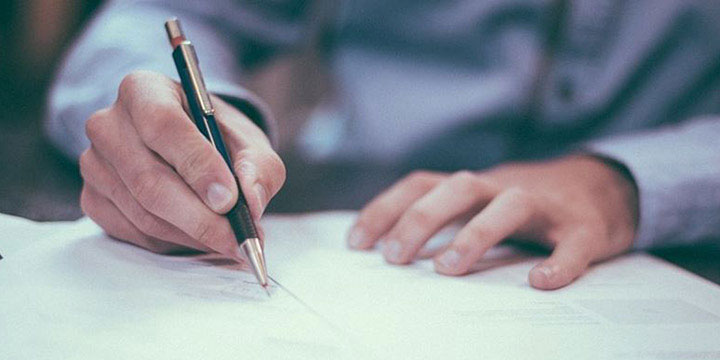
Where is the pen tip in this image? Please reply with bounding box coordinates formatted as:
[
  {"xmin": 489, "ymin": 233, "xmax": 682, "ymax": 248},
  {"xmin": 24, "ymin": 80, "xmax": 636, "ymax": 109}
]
[{"xmin": 263, "ymin": 284, "xmax": 271, "ymax": 297}]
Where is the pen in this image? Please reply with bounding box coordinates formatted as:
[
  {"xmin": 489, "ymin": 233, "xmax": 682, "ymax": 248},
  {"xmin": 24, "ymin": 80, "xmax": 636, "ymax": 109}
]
[{"xmin": 164, "ymin": 18, "xmax": 270, "ymax": 295}]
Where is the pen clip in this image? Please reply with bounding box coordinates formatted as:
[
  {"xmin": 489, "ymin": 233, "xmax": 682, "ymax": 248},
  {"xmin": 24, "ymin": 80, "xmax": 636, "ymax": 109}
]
[
  {"xmin": 178, "ymin": 44, "xmax": 215, "ymax": 116},
  {"xmin": 165, "ymin": 18, "xmax": 214, "ymax": 116}
]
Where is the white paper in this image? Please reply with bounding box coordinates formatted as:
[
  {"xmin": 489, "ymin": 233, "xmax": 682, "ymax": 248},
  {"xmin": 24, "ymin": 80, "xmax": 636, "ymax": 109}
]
[{"xmin": 1, "ymin": 212, "xmax": 719, "ymax": 360}]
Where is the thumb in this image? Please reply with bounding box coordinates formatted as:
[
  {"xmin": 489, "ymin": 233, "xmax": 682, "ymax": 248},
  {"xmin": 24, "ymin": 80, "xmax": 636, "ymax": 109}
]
[{"xmin": 528, "ymin": 239, "xmax": 594, "ymax": 290}]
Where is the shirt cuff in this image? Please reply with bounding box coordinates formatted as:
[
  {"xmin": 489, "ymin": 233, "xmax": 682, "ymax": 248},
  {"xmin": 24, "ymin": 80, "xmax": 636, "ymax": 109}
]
[{"xmin": 584, "ymin": 118, "xmax": 720, "ymax": 249}]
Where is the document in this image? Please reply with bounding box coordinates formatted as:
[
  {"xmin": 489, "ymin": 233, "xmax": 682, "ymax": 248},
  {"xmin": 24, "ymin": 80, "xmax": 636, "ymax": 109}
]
[{"xmin": 1, "ymin": 212, "xmax": 719, "ymax": 360}]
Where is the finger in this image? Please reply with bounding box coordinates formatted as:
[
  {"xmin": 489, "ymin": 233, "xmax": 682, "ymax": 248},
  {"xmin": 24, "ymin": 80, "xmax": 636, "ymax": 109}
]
[
  {"xmin": 86, "ymin": 105, "xmax": 238, "ymax": 256},
  {"xmin": 231, "ymin": 148, "xmax": 286, "ymax": 221},
  {"xmin": 433, "ymin": 188, "xmax": 536, "ymax": 275},
  {"xmin": 347, "ymin": 171, "xmax": 445, "ymax": 250},
  {"xmin": 528, "ymin": 233, "xmax": 595, "ymax": 290},
  {"xmin": 81, "ymin": 185, "xmax": 184, "ymax": 254},
  {"xmin": 381, "ymin": 171, "xmax": 499, "ymax": 264},
  {"xmin": 118, "ymin": 71, "xmax": 238, "ymax": 214},
  {"xmin": 213, "ymin": 96, "xmax": 273, "ymax": 149},
  {"xmin": 213, "ymin": 97, "xmax": 284, "ymax": 221},
  {"xmin": 79, "ymin": 147, "xmax": 212, "ymax": 253}
]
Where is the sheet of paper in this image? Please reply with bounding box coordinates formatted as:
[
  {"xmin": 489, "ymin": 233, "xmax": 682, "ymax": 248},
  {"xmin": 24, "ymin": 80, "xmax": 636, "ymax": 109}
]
[
  {"xmin": 1, "ymin": 212, "xmax": 719, "ymax": 360},
  {"xmin": 0, "ymin": 213, "xmax": 78, "ymax": 257},
  {"xmin": 0, "ymin": 217, "xmax": 355, "ymax": 360}
]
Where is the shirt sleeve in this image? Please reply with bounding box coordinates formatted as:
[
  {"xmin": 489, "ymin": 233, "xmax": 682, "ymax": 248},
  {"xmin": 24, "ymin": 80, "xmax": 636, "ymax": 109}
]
[
  {"xmin": 45, "ymin": 0, "xmax": 312, "ymax": 160},
  {"xmin": 586, "ymin": 116, "xmax": 720, "ymax": 249}
]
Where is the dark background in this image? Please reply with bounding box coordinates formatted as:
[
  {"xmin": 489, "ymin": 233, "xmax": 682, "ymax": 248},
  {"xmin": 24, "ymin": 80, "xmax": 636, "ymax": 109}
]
[
  {"xmin": 0, "ymin": 1, "xmax": 717, "ymax": 284},
  {"xmin": 0, "ymin": 0, "xmax": 101, "ymax": 220}
]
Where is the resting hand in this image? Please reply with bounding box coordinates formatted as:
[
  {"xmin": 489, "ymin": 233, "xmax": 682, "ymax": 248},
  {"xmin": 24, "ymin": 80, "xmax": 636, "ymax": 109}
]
[
  {"xmin": 348, "ymin": 156, "xmax": 638, "ymax": 290},
  {"xmin": 80, "ymin": 71, "xmax": 285, "ymax": 255}
]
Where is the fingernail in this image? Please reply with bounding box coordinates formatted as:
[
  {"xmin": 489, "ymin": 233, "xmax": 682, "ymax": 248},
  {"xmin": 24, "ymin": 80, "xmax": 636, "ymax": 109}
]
[
  {"xmin": 383, "ymin": 239, "xmax": 403, "ymax": 263},
  {"xmin": 347, "ymin": 227, "xmax": 368, "ymax": 248},
  {"xmin": 206, "ymin": 182, "xmax": 233, "ymax": 212},
  {"xmin": 535, "ymin": 266, "xmax": 553, "ymax": 278},
  {"xmin": 436, "ymin": 249, "xmax": 462, "ymax": 269},
  {"xmin": 252, "ymin": 183, "xmax": 268, "ymax": 217},
  {"xmin": 529, "ymin": 265, "xmax": 555, "ymax": 287},
  {"xmin": 238, "ymin": 161, "xmax": 257, "ymax": 182}
]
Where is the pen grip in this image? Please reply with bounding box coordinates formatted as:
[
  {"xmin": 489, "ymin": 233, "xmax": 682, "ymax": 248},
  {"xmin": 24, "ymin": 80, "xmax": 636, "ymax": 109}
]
[{"xmin": 226, "ymin": 176, "xmax": 259, "ymax": 241}]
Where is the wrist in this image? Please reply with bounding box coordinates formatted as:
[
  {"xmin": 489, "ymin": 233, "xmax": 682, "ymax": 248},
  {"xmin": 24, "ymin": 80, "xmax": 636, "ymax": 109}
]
[{"xmin": 576, "ymin": 154, "xmax": 639, "ymax": 245}]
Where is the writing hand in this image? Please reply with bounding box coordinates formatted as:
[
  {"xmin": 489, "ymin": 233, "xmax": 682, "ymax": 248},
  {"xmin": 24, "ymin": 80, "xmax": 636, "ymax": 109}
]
[{"xmin": 80, "ymin": 71, "xmax": 285, "ymax": 255}]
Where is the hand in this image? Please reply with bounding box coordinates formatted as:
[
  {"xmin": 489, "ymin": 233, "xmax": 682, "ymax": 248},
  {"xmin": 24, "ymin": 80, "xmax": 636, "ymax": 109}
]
[
  {"xmin": 348, "ymin": 156, "xmax": 638, "ymax": 290},
  {"xmin": 80, "ymin": 71, "xmax": 285, "ymax": 256}
]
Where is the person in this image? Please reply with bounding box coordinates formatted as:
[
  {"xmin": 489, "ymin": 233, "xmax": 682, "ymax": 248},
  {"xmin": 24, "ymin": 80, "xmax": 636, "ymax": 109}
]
[{"xmin": 46, "ymin": 1, "xmax": 720, "ymax": 290}]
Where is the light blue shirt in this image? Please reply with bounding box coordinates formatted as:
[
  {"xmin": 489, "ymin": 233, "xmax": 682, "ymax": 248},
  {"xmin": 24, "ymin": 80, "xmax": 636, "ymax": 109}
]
[{"xmin": 46, "ymin": 0, "xmax": 720, "ymax": 249}]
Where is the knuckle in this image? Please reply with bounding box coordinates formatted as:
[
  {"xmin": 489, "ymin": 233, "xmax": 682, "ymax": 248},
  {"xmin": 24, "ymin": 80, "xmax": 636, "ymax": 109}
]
[
  {"xmin": 177, "ymin": 147, "xmax": 213, "ymax": 185},
  {"xmin": 119, "ymin": 71, "xmax": 152, "ymax": 96},
  {"xmin": 85, "ymin": 111, "xmax": 109, "ymax": 141},
  {"xmin": 107, "ymin": 180, "xmax": 126, "ymax": 203},
  {"xmin": 135, "ymin": 214, "xmax": 165, "ymax": 239},
  {"xmin": 400, "ymin": 170, "xmax": 441, "ymax": 191},
  {"xmin": 233, "ymin": 148, "xmax": 253, "ymax": 170},
  {"xmin": 236, "ymin": 149, "xmax": 287, "ymax": 195},
  {"xmin": 118, "ymin": 73, "xmax": 142, "ymax": 102},
  {"xmin": 130, "ymin": 169, "xmax": 165, "ymax": 210},
  {"xmin": 141, "ymin": 103, "xmax": 180, "ymax": 146},
  {"xmin": 447, "ymin": 170, "xmax": 477, "ymax": 190},
  {"xmin": 451, "ymin": 170, "xmax": 475, "ymax": 182},
  {"xmin": 146, "ymin": 101, "xmax": 180, "ymax": 122},
  {"xmin": 403, "ymin": 205, "xmax": 434, "ymax": 227},
  {"xmin": 463, "ymin": 223, "xmax": 500, "ymax": 243},
  {"xmin": 449, "ymin": 171, "xmax": 498, "ymax": 195},
  {"xmin": 405, "ymin": 170, "xmax": 433, "ymax": 184},
  {"xmin": 471, "ymin": 173, "xmax": 498, "ymax": 189},
  {"xmin": 504, "ymin": 187, "xmax": 533, "ymax": 208},
  {"xmin": 192, "ymin": 219, "xmax": 221, "ymax": 248}
]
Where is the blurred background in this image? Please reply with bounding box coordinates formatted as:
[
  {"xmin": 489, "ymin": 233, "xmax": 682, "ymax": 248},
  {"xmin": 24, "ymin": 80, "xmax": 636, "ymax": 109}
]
[
  {"xmin": 0, "ymin": 1, "xmax": 716, "ymax": 282},
  {"xmin": 0, "ymin": 0, "xmax": 102, "ymax": 221},
  {"xmin": 0, "ymin": 0, "xmax": 347, "ymax": 221}
]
